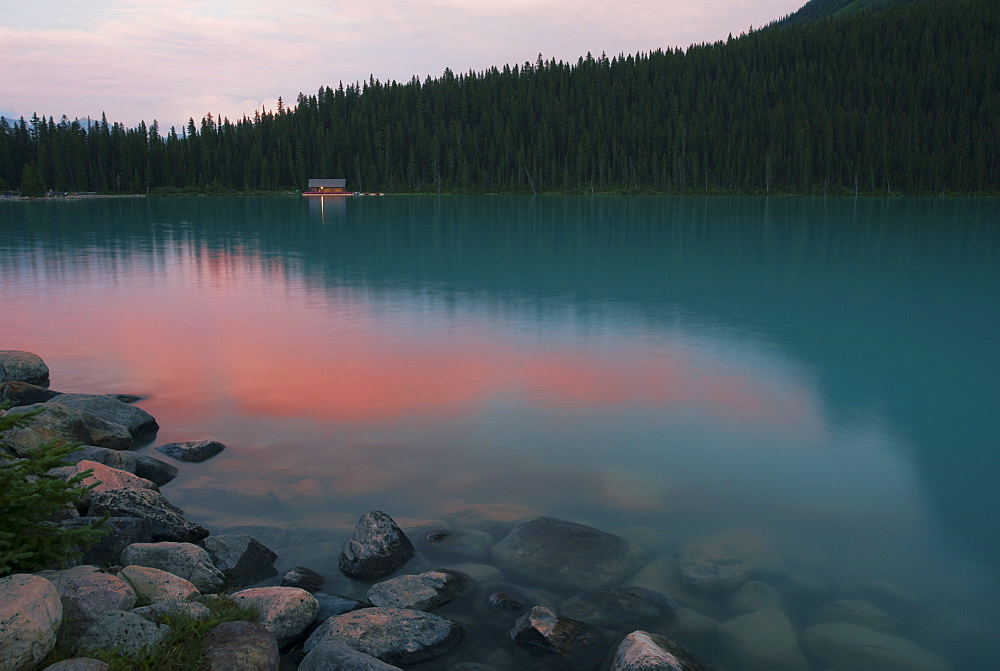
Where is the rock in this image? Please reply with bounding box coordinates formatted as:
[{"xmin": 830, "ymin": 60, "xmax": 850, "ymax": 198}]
[
  {"xmin": 88, "ymin": 488, "xmax": 208, "ymax": 542},
  {"xmin": 339, "ymin": 511, "xmax": 416, "ymax": 581},
  {"xmin": 42, "ymin": 659, "xmax": 109, "ymax": 671},
  {"xmin": 836, "ymin": 579, "xmax": 922, "ymax": 617},
  {"xmin": 117, "ymin": 565, "xmax": 200, "ymax": 605},
  {"xmin": 660, "ymin": 607, "xmax": 718, "ymax": 642},
  {"xmin": 0, "ymin": 573, "xmax": 62, "ymax": 671},
  {"xmin": 62, "ymin": 446, "xmax": 178, "ymax": 486},
  {"xmin": 156, "ymin": 439, "xmax": 226, "ymax": 462},
  {"xmin": 444, "ymin": 503, "xmax": 542, "ymax": 538},
  {"xmin": 200, "ymin": 534, "xmax": 278, "ymax": 590},
  {"xmin": 0, "ymin": 381, "xmax": 59, "ymax": 406},
  {"xmin": 62, "ymin": 460, "xmax": 158, "ymax": 505},
  {"xmin": 299, "ymin": 640, "xmax": 402, "ymax": 670},
  {"xmin": 473, "ymin": 581, "xmax": 555, "ymax": 631},
  {"xmin": 203, "ymin": 620, "xmax": 280, "ymax": 671},
  {"xmin": 676, "ymin": 544, "xmax": 751, "ymax": 596},
  {"xmin": 120, "ymin": 542, "xmax": 225, "ymax": 594},
  {"xmin": 314, "ymin": 592, "xmax": 371, "ymax": 621},
  {"xmin": 60, "ymin": 517, "xmax": 154, "ymax": 567},
  {"xmin": 47, "ymin": 394, "xmax": 158, "ymax": 437},
  {"xmin": 278, "ymin": 566, "xmax": 324, "ymax": 592},
  {"xmin": 230, "ymin": 586, "xmax": 319, "ymax": 647},
  {"xmin": 560, "ymin": 586, "xmax": 677, "ymax": 630},
  {"xmin": 2, "ymin": 403, "xmax": 132, "ymax": 454},
  {"xmin": 35, "ymin": 565, "xmax": 136, "ymax": 640},
  {"xmin": 416, "ymin": 528, "xmax": 495, "ymax": 561},
  {"xmin": 492, "ymin": 516, "xmax": 646, "ymax": 592},
  {"xmin": 626, "ymin": 554, "xmax": 719, "ymax": 615},
  {"xmin": 725, "ymin": 580, "xmax": 784, "ymax": 614},
  {"xmin": 786, "ymin": 568, "xmax": 829, "ymax": 597},
  {"xmin": 683, "ymin": 530, "xmax": 787, "ymax": 578},
  {"xmin": 367, "ymin": 569, "xmax": 470, "ymax": 611},
  {"xmin": 443, "ymin": 562, "xmax": 503, "ymax": 584},
  {"xmin": 131, "ymin": 600, "xmax": 211, "ymax": 623},
  {"xmin": 811, "ymin": 599, "xmax": 897, "ymax": 632},
  {"xmin": 508, "ymin": 605, "xmax": 608, "ymax": 671},
  {"xmin": 74, "ymin": 610, "xmax": 171, "ymax": 656},
  {"xmin": 214, "ymin": 525, "xmax": 290, "ymax": 550},
  {"xmin": 275, "ymin": 478, "xmax": 326, "ymax": 510},
  {"xmin": 0, "ymin": 350, "xmax": 49, "ymax": 385},
  {"xmin": 304, "ymin": 608, "xmax": 464, "ymax": 665},
  {"xmin": 611, "ymin": 630, "xmax": 722, "ymax": 670},
  {"xmin": 716, "ymin": 606, "xmax": 809, "ymax": 671},
  {"xmin": 800, "ymin": 622, "xmax": 953, "ymax": 671}
]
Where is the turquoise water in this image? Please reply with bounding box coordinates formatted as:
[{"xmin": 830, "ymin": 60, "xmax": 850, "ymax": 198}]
[{"xmin": 2, "ymin": 195, "xmax": 998, "ymax": 665}]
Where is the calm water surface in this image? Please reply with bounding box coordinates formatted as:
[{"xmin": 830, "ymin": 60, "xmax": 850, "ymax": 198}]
[{"xmin": 2, "ymin": 195, "xmax": 998, "ymax": 665}]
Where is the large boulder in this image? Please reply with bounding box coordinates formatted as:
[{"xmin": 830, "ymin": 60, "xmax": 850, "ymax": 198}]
[
  {"xmin": 229, "ymin": 586, "xmax": 319, "ymax": 648},
  {"xmin": 716, "ymin": 606, "xmax": 809, "ymax": 671},
  {"xmin": 2, "ymin": 403, "xmax": 132, "ymax": 454},
  {"xmin": 87, "ymin": 488, "xmax": 208, "ymax": 542},
  {"xmin": 611, "ymin": 630, "xmax": 721, "ymax": 671},
  {"xmin": 0, "ymin": 351, "xmax": 49, "ymax": 385},
  {"xmin": 304, "ymin": 608, "xmax": 464, "ymax": 665},
  {"xmin": 60, "ymin": 517, "xmax": 154, "ymax": 567},
  {"xmin": 800, "ymin": 622, "xmax": 953, "ymax": 671},
  {"xmin": 74, "ymin": 610, "xmax": 171, "ymax": 657},
  {"xmin": 61, "ymin": 461, "xmax": 158, "ymax": 506},
  {"xmin": 508, "ymin": 605, "xmax": 609, "ymax": 671},
  {"xmin": 117, "ymin": 565, "xmax": 200, "ymax": 605},
  {"xmin": 0, "ymin": 381, "xmax": 59, "ymax": 406},
  {"xmin": 203, "ymin": 620, "xmax": 280, "ymax": 671},
  {"xmin": 367, "ymin": 569, "xmax": 470, "ymax": 611},
  {"xmin": 35, "ymin": 565, "xmax": 136, "ymax": 640},
  {"xmin": 339, "ymin": 511, "xmax": 415, "ymax": 581},
  {"xmin": 299, "ymin": 641, "xmax": 402, "ymax": 670},
  {"xmin": 63, "ymin": 446, "xmax": 178, "ymax": 486},
  {"xmin": 200, "ymin": 534, "xmax": 278, "ymax": 590},
  {"xmin": 491, "ymin": 516, "xmax": 646, "ymax": 592},
  {"xmin": 560, "ymin": 586, "xmax": 677, "ymax": 630},
  {"xmin": 156, "ymin": 439, "xmax": 226, "ymax": 462},
  {"xmin": 0, "ymin": 573, "xmax": 62, "ymax": 671},
  {"xmin": 120, "ymin": 542, "xmax": 224, "ymax": 594},
  {"xmin": 47, "ymin": 394, "xmax": 158, "ymax": 438}
]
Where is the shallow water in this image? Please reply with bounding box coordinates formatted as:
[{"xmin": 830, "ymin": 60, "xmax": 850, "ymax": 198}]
[{"xmin": 2, "ymin": 195, "xmax": 998, "ymax": 666}]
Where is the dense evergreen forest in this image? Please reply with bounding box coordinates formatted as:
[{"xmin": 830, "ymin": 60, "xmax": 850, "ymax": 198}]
[{"xmin": 1, "ymin": 0, "xmax": 997, "ymax": 196}]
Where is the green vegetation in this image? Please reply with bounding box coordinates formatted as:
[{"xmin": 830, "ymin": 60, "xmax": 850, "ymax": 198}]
[
  {"xmin": 0, "ymin": 0, "xmax": 996, "ymax": 196},
  {"xmin": 0, "ymin": 405, "xmax": 108, "ymax": 576},
  {"xmin": 18, "ymin": 162, "xmax": 45, "ymax": 197}
]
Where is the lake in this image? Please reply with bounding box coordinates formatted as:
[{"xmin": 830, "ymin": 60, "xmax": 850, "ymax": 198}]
[{"xmin": 2, "ymin": 194, "xmax": 998, "ymax": 667}]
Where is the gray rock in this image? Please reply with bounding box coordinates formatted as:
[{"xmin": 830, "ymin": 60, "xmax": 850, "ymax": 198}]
[
  {"xmin": 716, "ymin": 606, "xmax": 808, "ymax": 671},
  {"xmin": 0, "ymin": 573, "xmax": 62, "ymax": 671},
  {"xmin": 0, "ymin": 380, "xmax": 59, "ymax": 406},
  {"xmin": 62, "ymin": 460, "xmax": 158, "ymax": 505},
  {"xmin": 131, "ymin": 599, "xmax": 211, "ymax": 623},
  {"xmin": 200, "ymin": 534, "xmax": 278, "ymax": 590},
  {"xmin": 214, "ymin": 525, "xmax": 290, "ymax": 550},
  {"xmin": 117, "ymin": 565, "xmax": 200, "ymax": 605},
  {"xmin": 0, "ymin": 350, "xmax": 49, "ymax": 385},
  {"xmin": 314, "ymin": 592, "xmax": 371, "ymax": 621},
  {"xmin": 660, "ymin": 607, "xmax": 718, "ymax": 642},
  {"xmin": 508, "ymin": 605, "xmax": 609, "ymax": 671},
  {"xmin": 203, "ymin": 620, "xmax": 280, "ymax": 671},
  {"xmin": 611, "ymin": 630, "xmax": 721, "ymax": 671},
  {"xmin": 836, "ymin": 579, "xmax": 922, "ymax": 617},
  {"xmin": 74, "ymin": 609, "xmax": 171, "ymax": 656},
  {"xmin": 800, "ymin": 622, "xmax": 953, "ymax": 671},
  {"xmin": 682, "ymin": 530, "xmax": 787, "ymax": 578},
  {"xmin": 156, "ymin": 439, "xmax": 226, "ymax": 462},
  {"xmin": 62, "ymin": 445, "xmax": 178, "ymax": 486},
  {"xmin": 230, "ymin": 586, "xmax": 319, "ymax": 647},
  {"xmin": 676, "ymin": 544, "xmax": 751, "ymax": 596},
  {"xmin": 473, "ymin": 581, "xmax": 555, "ymax": 631},
  {"xmin": 60, "ymin": 516, "xmax": 154, "ymax": 567},
  {"xmin": 367, "ymin": 569, "xmax": 470, "ymax": 611},
  {"xmin": 560, "ymin": 586, "xmax": 677, "ymax": 630},
  {"xmin": 299, "ymin": 641, "xmax": 402, "ymax": 670},
  {"xmin": 725, "ymin": 580, "xmax": 784, "ymax": 614},
  {"xmin": 87, "ymin": 488, "xmax": 208, "ymax": 543},
  {"xmin": 35, "ymin": 565, "xmax": 136, "ymax": 640},
  {"xmin": 2, "ymin": 403, "xmax": 132, "ymax": 454},
  {"xmin": 444, "ymin": 503, "xmax": 542, "ymax": 538},
  {"xmin": 42, "ymin": 659, "xmax": 110, "ymax": 671},
  {"xmin": 416, "ymin": 528, "xmax": 495, "ymax": 561},
  {"xmin": 811, "ymin": 599, "xmax": 897, "ymax": 632},
  {"xmin": 278, "ymin": 566, "xmax": 324, "ymax": 592},
  {"xmin": 339, "ymin": 511, "xmax": 416, "ymax": 581},
  {"xmin": 304, "ymin": 607, "xmax": 464, "ymax": 665},
  {"xmin": 491, "ymin": 516, "xmax": 646, "ymax": 592},
  {"xmin": 120, "ymin": 542, "xmax": 225, "ymax": 594},
  {"xmin": 47, "ymin": 394, "xmax": 158, "ymax": 437}
]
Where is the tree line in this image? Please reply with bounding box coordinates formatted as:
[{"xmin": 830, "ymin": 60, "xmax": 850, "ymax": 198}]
[{"xmin": 1, "ymin": 0, "xmax": 997, "ymax": 196}]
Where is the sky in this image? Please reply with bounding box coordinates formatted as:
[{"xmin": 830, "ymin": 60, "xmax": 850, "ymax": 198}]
[{"xmin": 1, "ymin": 0, "xmax": 804, "ymax": 132}]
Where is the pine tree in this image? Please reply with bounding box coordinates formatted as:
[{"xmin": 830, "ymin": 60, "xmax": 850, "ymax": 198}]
[{"xmin": 18, "ymin": 162, "xmax": 45, "ymax": 197}]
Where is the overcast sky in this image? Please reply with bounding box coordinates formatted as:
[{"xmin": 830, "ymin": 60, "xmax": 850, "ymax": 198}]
[{"xmin": 2, "ymin": 1, "xmax": 803, "ymax": 131}]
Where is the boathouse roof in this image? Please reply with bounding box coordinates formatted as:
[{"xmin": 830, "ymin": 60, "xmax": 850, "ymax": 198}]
[{"xmin": 308, "ymin": 179, "xmax": 346, "ymax": 188}]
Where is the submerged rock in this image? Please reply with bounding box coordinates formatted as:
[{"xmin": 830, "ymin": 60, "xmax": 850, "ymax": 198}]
[
  {"xmin": 716, "ymin": 606, "xmax": 809, "ymax": 671},
  {"xmin": 811, "ymin": 599, "xmax": 897, "ymax": 632},
  {"xmin": 416, "ymin": 528, "xmax": 495, "ymax": 561},
  {"xmin": 800, "ymin": 622, "xmax": 953, "ymax": 671},
  {"xmin": 156, "ymin": 439, "xmax": 226, "ymax": 462},
  {"xmin": 473, "ymin": 581, "xmax": 556, "ymax": 631},
  {"xmin": 339, "ymin": 511, "xmax": 416, "ymax": 581},
  {"xmin": 508, "ymin": 605, "xmax": 609, "ymax": 671},
  {"xmin": 676, "ymin": 544, "xmax": 752, "ymax": 596},
  {"xmin": 560, "ymin": 586, "xmax": 677, "ymax": 630}
]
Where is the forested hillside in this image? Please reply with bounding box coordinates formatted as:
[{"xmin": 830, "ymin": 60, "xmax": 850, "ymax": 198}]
[{"xmin": 1, "ymin": 0, "xmax": 996, "ymax": 195}]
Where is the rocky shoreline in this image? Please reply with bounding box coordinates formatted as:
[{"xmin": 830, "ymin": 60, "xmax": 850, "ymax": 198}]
[{"xmin": 0, "ymin": 350, "xmax": 971, "ymax": 670}]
